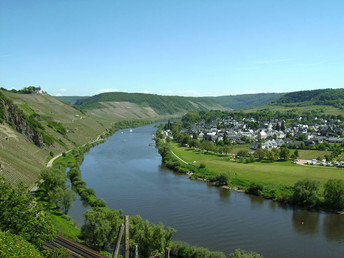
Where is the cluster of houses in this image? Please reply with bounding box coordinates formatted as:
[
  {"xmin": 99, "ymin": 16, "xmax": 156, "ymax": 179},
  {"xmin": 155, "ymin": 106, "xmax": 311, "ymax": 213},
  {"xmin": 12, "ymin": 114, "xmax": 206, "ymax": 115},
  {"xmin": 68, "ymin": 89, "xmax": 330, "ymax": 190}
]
[{"xmin": 179, "ymin": 116, "xmax": 344, "ymax": 150}]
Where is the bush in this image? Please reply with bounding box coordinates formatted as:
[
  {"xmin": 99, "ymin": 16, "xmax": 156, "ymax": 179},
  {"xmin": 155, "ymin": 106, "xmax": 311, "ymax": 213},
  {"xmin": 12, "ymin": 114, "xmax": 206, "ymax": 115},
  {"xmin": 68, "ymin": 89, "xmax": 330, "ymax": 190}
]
[
  {"xmin": 292, "ymin": 178, "xmax": 321, "ymax": 207},
  {"xmin": 46, "ymin": 247, "xmax": 71, "ymax": 258},
  {"xmin": 246, "ymin": 183, "xmax": 264, "ymax": 196},
  {"xmin": 229, "ymin": 248, "xmax": 262, "ymax": 258},
  {"xmin": 171, "ymin": 241, "xmax": 226, "ymax": 258},
  {"xmin": 323, "ymin": 179, "xmax": 344, "ymax": 210},
  {"xmin": 215, "ymin": 172, "xmax": 231, "ymax": 185},
  {"xmin": 0, "ymin": 231, "xmax": 43, "ymax": 257},
  {"xmin": 199, "ymin": 163, "xmax": 206, "ymax": 169}
]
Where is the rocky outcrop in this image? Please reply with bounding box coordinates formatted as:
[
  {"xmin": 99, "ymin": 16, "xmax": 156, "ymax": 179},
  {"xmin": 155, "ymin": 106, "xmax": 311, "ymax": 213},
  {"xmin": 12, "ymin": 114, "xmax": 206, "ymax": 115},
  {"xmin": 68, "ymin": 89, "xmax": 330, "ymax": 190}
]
[{"xmin": 0, "ymin": 98, "xmax": 44, "ymax": 147}]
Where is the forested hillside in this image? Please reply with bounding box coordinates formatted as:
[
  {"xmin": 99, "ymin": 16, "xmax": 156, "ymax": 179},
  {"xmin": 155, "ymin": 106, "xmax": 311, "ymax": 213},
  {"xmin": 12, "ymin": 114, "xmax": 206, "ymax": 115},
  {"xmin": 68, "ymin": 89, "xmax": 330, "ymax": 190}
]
[
  {"xmin": 271, "ymin": 88, "xmax": 344, "ymax": 109},
  {"xmin": 211, "ymin": 93, "xmax": 284, "ymax": 109}
]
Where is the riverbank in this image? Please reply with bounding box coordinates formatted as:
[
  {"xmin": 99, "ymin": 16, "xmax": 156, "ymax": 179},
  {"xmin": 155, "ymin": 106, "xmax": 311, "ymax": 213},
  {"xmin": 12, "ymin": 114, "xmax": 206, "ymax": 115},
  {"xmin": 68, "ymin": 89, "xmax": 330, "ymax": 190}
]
[
  {"xmin": 43, "ymin": 120, "xmax": 242, "ymax": 257},
  {"xmin": 156, "ymin": 126, "xmax": 344, "ymax": 213}
]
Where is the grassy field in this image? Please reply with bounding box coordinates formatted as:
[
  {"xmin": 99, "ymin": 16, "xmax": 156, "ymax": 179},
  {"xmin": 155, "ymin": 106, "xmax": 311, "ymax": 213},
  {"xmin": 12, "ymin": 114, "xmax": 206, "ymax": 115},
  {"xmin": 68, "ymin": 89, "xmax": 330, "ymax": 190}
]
[
  {"xmin": 297, "ymin": 149, "xmax": 332, "ymax": 160},
  {"xmin": 170, "ymin": 142, "xmax": 344, "ymax": 187}
]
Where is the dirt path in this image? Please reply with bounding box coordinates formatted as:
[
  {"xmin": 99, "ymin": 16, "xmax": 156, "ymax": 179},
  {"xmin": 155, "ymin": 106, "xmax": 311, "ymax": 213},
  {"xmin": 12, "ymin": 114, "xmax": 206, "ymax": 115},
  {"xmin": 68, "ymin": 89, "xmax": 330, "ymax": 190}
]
[{"xmin": 171, "ymin": 150, "xmax": 189, "ymax": 164}]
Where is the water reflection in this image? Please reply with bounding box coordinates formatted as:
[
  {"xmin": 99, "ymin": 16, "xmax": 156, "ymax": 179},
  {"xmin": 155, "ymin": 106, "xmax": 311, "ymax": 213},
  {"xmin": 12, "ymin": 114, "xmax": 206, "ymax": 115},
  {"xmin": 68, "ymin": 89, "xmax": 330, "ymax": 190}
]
[
  {"xmin": 292, "ymin": 209, "xmax": 320, "ymax": 235},
  {"xmin": 323, "ymin": 214, "xmax": 344, "ymax": 242},
  {"xmin": 249, "ymin": 194, "xmax": 264, "ymax": 209},
  {"xmin": 218, "ymin": 188, "xmax": 231, "ymax": 202}
]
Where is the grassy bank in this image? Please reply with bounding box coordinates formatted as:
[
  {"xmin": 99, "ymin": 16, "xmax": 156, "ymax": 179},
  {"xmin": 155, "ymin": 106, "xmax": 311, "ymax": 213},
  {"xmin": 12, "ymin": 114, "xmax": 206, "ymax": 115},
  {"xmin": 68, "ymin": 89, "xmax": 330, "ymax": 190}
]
[
  {"xmin": 156, "ymin": 124, "xmax": 344, "ymax": 210},
  {"xmin": 170, "ymin": 142, "xmax": 344, "ymax": 186}
]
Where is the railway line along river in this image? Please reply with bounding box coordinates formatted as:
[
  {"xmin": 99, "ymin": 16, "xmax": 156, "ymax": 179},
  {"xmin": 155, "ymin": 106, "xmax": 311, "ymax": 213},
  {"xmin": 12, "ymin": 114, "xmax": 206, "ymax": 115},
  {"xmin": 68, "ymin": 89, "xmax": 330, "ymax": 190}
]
[{"xmin": 68, "ymin": 123, "xmax": 344, "ymax": 257}]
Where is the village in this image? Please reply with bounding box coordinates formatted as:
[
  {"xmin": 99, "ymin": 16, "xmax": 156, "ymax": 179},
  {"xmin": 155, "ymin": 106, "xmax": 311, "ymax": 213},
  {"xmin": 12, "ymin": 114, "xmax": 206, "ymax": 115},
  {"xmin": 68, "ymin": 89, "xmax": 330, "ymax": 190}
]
[
  {"xmin": 179, "ymin": 116, "xmax": 343, "ymax": 147},
  {"xmin": 163, "ymin": 114, "xmax": 344, "ymax": 167}
]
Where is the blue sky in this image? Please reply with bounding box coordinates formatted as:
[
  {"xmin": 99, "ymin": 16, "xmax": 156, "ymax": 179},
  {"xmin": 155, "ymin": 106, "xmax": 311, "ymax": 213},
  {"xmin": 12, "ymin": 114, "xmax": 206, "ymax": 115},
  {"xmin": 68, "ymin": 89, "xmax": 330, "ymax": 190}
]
[{"xmin": 1, "ymin": 0, "xmax": 343, "ymax": 97}]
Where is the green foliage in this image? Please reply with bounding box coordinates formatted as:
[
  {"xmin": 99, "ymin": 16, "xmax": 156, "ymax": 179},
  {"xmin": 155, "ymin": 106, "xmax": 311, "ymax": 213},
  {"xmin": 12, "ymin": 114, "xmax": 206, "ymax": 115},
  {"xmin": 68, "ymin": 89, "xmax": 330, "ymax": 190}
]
[
  {"xmin": 271, "ymin": 88, "xmax": 344, "ymax": 109},
  {"xmin": 0, "ymin": 230, "xmax": 43, "ymax": 258},
  {"xmin": 46, "ymin": 247, "xmax": 71, "ymax": 258},
  {"xmin": 7, "ymin": 86, "xmax": 41, "ymax": 94},
  {"xmin": 292, "ymin": 178, "xmax": 321, "ymax": 207},
  {"xmin": 279, "ymin": 147, "xmax": 290, "ymax": 160},
  {"xmin": 0, "ymin": 178, "xmax": 56, "ymax": 249},
  {"xmin": 229, "ymin": 248, "xmax": 263, "ymax": 258},
  {"xmin": 40, "ymin": 167, "xmax": 67, "ymax": 205},
  {"xmin": 246, "ymin": 183, "xmax": 264, "ymax": 196},
  {"xmin": 323, "ymin": 179, "xmax": 344, "ymax": 211},
  {"xmin": 171, "ymin": 241, "xmax": 226, "ymax": 258},
  {"xmin": 213, "ymin": 92, "xmax": 284, "ymax": 110},
  {"xmin": 81, "ymin": 207, "xmax": 123, "ymax": 250},
  {"xmin": 214, "ymin": 172, "xmax": 231, "ymax": 185},
  {"xmin": 59, "ymin": 188, "xmax": 77, "ymax": 214},
  {"xmin": 130, "ymin": 215, "xmax": 175, "ymax": 257},
  {"xmin": 237, "ymin": 149, "xmax": 249, "ymax": 157},
  {"xmin": 47, "ymin": 121, "xmax": 67, "ymax": 135}
]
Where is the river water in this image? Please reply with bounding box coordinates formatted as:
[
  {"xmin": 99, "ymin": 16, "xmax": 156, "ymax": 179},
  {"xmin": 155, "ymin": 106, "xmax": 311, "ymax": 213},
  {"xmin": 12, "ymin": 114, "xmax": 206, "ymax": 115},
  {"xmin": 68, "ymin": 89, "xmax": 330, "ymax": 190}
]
[{"xmin": 68, "ymin": 124, "xmax": 344, "ymax": 257}]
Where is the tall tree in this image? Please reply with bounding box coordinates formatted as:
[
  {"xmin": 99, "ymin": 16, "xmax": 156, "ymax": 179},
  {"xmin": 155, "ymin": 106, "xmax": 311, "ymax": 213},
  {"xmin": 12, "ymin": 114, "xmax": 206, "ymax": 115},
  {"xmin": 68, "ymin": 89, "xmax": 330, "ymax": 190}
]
[
  {"xmin": 324, "ymin": 179, "xmax": 344, "ymax": 211},
  {"xmin": 292, "ymin": 178, "xmax": 321, "ymax": 207},
  {"xmin": 0, "ymin": 178, "xmax": 55, "ymax": 249}
]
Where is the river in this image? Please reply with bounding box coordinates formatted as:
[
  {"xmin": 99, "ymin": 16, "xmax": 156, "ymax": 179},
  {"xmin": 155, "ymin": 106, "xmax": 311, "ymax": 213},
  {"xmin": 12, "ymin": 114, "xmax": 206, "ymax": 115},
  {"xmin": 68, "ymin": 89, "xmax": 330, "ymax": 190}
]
[{"xmin": 68, "ymin": 123, "xmax": 344, "ymax": 257}]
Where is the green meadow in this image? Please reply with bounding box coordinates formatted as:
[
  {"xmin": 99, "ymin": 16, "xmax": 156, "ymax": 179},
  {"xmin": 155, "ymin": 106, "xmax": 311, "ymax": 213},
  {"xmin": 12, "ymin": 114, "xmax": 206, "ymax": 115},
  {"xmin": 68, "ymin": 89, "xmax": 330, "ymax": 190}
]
[{"xmin": 170, "ymin": 142, "xmax": 344, "ymax": 187}]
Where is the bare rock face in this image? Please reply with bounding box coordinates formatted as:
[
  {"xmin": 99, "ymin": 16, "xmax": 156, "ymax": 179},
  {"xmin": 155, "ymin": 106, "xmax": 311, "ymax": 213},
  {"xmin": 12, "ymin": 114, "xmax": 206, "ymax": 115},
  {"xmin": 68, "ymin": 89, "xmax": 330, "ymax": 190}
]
[{"xmin": 1, "ymin": 100, "xmax": 44, "ymax": 147}]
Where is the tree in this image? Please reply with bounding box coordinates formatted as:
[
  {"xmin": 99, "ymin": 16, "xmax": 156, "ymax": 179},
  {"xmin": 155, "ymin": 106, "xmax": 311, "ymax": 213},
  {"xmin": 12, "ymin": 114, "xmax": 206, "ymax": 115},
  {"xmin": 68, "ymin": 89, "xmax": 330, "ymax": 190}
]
[
  {"xmin": 292, "ymin": 178, "xmax": 321, "ymax": 207},
  {"xmin": 237, "ymin": 149, "xmax": 248, "ymax": 157},
  {"xmin": 130, "ymin": 215, "xmax": 175, "ymax": 257},
  {"xmin": 215, "ymin": 172, "xmax": 231, "ymax": 185},
  {"xmin": 201, "ymin": 141, "xmax": 215, "ymax": 153},
  {"xmin": 0, "ymin": 231, "xmax": 43, "ymax": 257},
  {"xmin": 58, "ymin": 188, "xmax": 77, "ymax": 214},
  {"xmin": 222, "ymin": 145, "xmax": 232, "ymax": 155},
  {"xmin": 266, "ymin": 150, "xmax": 277, "ymax": 162},
  {"xmin": 230, "ymin": 248, "xmax": 262, "ymax": 258},
  {"xmin": 281, "ymin": 121, "xmax": 286, "ymax": 131},
  {"xmin": 294, "ymin": 149, "xmax": 299, "ymax": 158},
  {"xmin": 81, "ymin": 207, "xmax": 123, "ymax": 250},
  {"xmin": 280, "ymin": 147, "xmax": 290, "ymax": 160},
  {"xmin": 0, "ymin": 178, "xmax": 56, "ymax": 249},
  {"xmin": 254, "ymin": 148, "xmax": 267, "ymax": 160},
  {"xmin": 40, "ymin": 168, "xmax": 66, "ymax": 205},
  {"xmin": 324, "ymin": 179, "xmax": 344, "ymax": 211}
]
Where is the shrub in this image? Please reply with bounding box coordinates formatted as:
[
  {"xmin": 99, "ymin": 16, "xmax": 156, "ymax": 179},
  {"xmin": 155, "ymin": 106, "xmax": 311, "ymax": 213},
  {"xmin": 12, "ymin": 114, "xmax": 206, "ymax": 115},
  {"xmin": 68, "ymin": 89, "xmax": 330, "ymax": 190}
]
[
  {"xmin": 0, "ymin": 231, "xmax": 43, "ymax": 257},
  {"xmin": 229, "ymin": 248, "xmax": 262, "ymax": 258},
  {"xmin": 246, "ymin": 183, "xmax": 264, "ymax": 196},
  {"xmin": 199, "ymin": 163, "xmax": 206, "ymax": 169},
  {"xmin": 292, "ymin": 178, "xmax": 321, "ymax": 207},
  {"xmin": 46, "ymin": 247, "xmax": 71, "ymax": 258},
  {"xmin": 323, "ymin": 179, "xmax": 344, "ymax": 210}
]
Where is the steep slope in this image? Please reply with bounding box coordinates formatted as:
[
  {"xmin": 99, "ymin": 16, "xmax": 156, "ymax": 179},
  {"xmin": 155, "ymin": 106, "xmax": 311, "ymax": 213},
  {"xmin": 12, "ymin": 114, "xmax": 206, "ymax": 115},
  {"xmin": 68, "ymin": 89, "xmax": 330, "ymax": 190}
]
[{"xmin": 0, "ymin": 90, "xmax": 105, "ymax": 187}]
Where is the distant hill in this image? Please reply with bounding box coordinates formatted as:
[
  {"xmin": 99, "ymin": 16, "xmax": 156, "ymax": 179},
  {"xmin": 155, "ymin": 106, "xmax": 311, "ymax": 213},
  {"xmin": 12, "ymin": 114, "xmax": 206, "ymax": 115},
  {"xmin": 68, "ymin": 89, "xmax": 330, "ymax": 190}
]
[
  {"xmin": 211, "ymin": 93, "xmax": 285, "ymax": 110},
  {"xmin": 55, "ymin": 96, "xmax": 88, "ymax": 105},
  {"xmin": 271, "ymin": 88, "xmax": 344, "ymax": 109},
  {"xmin": 72, "ymin": 92, "xmax": 228, "ymax": 125}
]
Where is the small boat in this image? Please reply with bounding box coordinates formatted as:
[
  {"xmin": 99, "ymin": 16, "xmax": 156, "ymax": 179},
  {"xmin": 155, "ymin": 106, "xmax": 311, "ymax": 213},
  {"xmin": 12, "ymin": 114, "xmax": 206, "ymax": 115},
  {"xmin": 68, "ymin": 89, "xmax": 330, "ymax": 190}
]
[{"xmin": 129, "ymin": 129, "xmax": 133, "ymax": 133}]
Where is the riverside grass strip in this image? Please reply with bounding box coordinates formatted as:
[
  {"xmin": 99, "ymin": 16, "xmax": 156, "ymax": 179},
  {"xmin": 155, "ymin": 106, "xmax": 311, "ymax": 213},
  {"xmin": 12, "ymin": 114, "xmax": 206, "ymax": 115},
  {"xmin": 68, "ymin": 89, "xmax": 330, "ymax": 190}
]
[{"xmin": 169, "ymin": 142, "xmax": 344, "ymax": 187}]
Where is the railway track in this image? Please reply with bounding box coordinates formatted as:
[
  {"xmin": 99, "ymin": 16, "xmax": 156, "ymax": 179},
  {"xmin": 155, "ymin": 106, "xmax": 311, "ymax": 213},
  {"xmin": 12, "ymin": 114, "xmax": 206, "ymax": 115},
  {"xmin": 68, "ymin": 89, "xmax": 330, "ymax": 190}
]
[{"xmin": 44, "ymin": 235, "xmax": 106, "ymax": 258}]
